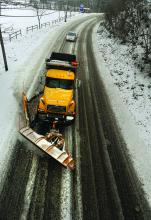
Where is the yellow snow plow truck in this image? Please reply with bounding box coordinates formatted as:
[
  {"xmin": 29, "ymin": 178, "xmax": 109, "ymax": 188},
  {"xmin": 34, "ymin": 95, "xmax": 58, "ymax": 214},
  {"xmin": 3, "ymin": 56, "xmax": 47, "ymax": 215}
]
[
  {"xmin": 19, "ymin": 52, "xmax": 78, "ymax": 170},
  {"xmin": 38, "ymin": 52, "xmax": 78, "ymax": 126}
]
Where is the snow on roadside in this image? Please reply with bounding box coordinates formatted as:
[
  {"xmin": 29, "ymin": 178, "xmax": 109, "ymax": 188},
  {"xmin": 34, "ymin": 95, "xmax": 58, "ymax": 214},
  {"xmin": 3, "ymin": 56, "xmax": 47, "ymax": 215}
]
[
  {"xmin": 94, "ymin": 23, "xmax": 151, "ymax": 205},
  {"xmin": 97, "ymin": 25, "xmax": 151, "ymax": 154}
]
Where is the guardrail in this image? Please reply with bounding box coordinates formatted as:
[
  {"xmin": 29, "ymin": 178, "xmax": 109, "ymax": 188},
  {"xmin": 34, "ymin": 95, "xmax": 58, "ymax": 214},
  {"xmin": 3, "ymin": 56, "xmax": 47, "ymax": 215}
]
[
  {"xmin": 52, "ymin": 20, "xmax": 57, "ymax": 25},
  {"xmin": 2, "ymin": 26, "xmax": 13, "ymax": 34},
  {"xmin": 9, "ymin": 30, "xmax": 22, "ymax": 41},
  {"xmin": 41, "ymin": 22, "xmax": 50, "ymax": 28},
  {"xmin": 41, "ymin": 16, "xmax": 66, "ymax": 29},
  {"xmin": 8, "ymin": 13, "xmax": 76, "ymax": 42},
  {"xmin": 26, "ymin": 25, "xmax": 38, "ymax": 33}
]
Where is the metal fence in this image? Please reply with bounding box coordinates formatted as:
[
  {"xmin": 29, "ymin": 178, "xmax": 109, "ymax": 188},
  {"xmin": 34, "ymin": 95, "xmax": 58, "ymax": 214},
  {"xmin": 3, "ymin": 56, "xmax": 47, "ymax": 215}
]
[
  {"xmin": 26, "ymin": 25, "xmax": 38, "ymax": 33},
  {"xmin": 9, "ymin": 30, "xmax": 22, "ymax": 41},
  {"xmin": 41, "ymin": 22, "xmax": 51, "ymax": 28},
  {"xmin": 8, "ymin": 13, "xmax": 76, "ymax": 42}
]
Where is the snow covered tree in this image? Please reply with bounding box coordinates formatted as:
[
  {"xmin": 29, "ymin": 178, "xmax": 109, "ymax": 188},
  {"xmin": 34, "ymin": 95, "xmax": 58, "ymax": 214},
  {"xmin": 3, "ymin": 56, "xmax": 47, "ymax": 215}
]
[{"xmin": 104, "ymin": 0, "xmax": 151, "ymax": 74}]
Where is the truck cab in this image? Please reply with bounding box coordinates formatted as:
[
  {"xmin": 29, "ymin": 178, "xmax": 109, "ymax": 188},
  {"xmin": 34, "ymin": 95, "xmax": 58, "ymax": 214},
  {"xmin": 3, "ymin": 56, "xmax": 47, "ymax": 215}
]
[{"xmin": 37, "ymin": 52, "xmax": 78, "ymax": 126}]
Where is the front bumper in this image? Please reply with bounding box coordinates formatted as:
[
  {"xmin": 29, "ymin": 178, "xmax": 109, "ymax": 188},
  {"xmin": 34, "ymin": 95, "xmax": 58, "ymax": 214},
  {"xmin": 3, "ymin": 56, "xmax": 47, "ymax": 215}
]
[
  {"xmin": 66, "ymin": 38, "xmax": 76, "ymax": 42},
  {"xmin": 37, "ymin": 112, "xmax": 75, "ymax": 125}
]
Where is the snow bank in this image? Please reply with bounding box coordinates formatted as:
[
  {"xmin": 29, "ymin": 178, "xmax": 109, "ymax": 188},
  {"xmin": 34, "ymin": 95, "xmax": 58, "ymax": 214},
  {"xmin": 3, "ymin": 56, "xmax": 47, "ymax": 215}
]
[{"xmin": 93, "ymin": 23, "xmax": 151, "ymax": 205}]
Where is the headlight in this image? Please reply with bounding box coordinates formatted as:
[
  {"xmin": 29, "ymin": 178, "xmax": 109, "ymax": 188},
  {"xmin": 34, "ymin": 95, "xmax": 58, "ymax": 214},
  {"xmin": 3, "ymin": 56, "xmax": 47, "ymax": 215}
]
[
  {"xmin": 38, "ymin": 109, "xmax": 45, "ymax": 112},
  {"xmin": 66, "ymin": 116, "xmax": 74, "ymax": 121}
]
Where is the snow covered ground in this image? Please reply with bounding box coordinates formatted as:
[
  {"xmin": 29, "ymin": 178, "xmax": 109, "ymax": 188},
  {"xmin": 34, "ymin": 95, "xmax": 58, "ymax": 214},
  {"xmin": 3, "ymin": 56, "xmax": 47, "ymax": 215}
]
[
  {"xmin": 0, "ymin": 4, "xmax": 74, "ymax": 39},
  {"xmin": 95, "ymin": 23, "xmax": 151, "ymax": 205}
]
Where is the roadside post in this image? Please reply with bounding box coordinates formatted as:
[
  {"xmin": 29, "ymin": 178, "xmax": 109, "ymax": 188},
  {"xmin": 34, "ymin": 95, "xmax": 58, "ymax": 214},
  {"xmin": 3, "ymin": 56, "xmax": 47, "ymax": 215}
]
[{"xmin": 0, "ymin": 27, "xmax": 8, "ymax": 71}]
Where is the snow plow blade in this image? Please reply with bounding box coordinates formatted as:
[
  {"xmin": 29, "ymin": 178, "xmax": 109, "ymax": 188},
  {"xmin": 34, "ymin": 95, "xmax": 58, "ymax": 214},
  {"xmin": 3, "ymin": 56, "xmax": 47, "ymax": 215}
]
[{"xmin": 20, "ymin": 127, "xmax": 75, "ymax": 170}]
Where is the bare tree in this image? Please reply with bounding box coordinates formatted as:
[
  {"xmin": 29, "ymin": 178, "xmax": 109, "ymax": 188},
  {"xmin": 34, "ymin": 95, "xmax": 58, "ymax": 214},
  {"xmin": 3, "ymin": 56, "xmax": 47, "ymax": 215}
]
[{"xmin": 33, "ymin": 2, "xmax": 46, "ymax": 29}]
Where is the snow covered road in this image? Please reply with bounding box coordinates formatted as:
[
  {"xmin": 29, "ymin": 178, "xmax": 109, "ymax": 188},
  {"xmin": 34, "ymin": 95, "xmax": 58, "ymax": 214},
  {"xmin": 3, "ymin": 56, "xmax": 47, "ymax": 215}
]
[{"xmin": 0, "ymin": 7, "xmax": 151, "ymax": 219}]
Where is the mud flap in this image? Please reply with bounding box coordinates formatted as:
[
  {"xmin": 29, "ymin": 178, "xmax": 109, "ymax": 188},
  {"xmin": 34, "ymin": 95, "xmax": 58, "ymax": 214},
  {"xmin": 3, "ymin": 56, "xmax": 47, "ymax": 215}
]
[{"xmin": 20, "ymin": 126, "xmax": 75, "ymax": 170}]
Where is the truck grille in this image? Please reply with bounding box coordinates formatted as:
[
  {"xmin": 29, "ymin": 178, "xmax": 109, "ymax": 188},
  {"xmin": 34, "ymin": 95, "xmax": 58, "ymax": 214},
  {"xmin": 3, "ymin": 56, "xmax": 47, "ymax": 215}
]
[{"xmin": 47, "ymin": 105, "xmax": 66, "ymax": 113}]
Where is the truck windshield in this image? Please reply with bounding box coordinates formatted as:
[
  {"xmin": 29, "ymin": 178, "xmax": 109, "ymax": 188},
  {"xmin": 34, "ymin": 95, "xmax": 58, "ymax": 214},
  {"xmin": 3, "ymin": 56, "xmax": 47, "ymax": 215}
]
[{"xmin": 46, "ymin": 77, "xmax": 74, "ymax": 89}]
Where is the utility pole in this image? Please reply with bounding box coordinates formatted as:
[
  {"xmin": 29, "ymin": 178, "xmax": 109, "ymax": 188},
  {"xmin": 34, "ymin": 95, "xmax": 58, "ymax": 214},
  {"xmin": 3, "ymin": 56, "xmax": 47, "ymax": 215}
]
[
  {"xmin": 0, "ymin": 27, "xmax": 8, "ymax": 71},
  {"xmin": 0, "ymin": 1, "xmax": 8, "ymax": 71},
  {"xmin": 64, "ymin": 0, "xmax": 69, "ymax": 22}
]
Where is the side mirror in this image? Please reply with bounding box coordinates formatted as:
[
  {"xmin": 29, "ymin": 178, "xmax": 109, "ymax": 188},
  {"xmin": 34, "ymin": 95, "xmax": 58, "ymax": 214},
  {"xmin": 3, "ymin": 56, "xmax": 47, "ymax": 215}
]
[
  {"xmin": 40, "ymin": 75, "xmax": 45, "ymax": 85},
  {"xmin": 75, "ymin": 79, "xmax": 81, "ymax": 89}
]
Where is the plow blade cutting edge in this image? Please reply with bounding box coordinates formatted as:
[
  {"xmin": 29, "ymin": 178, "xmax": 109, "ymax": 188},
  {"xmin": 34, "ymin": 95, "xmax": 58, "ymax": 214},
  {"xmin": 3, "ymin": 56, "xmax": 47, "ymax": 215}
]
[{"xmin": 20, "ymin": 127, "xmax": 75, "ymax": 170}]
